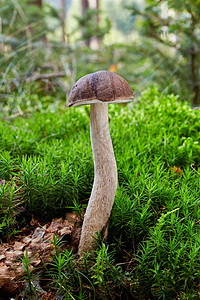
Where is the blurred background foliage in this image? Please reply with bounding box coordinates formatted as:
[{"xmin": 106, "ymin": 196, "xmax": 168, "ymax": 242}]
[{"xmin": 0, "ymin": 0, "xmax": 200, "ymax": 107}]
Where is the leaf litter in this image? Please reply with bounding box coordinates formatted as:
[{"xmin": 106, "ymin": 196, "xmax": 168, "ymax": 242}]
[{"xmin": 0, "ymin": 211, "xmax": 82, "ymax": 298}]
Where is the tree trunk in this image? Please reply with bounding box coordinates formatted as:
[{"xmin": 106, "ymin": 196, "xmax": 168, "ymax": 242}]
[
  {"xmin": 191, "ymin": 45, "xmax": 199, "ymax": 106},
  {"xmin": 96, "ymin": 0, "xmax": 100, "ymax": 24},
  {"xmin": 81, "ymin": 0, "xmax": 89, "ymax": 12},
  {"xmin": 60, "ymin": 0, "xmax": 67, "ymax": 42},
  {"xmin": 81, "ymin": 0, "xmax": 90, "ymax": 46},
  {"xmin": 89, "ymin": 0, "xmax": 101, "ymax": 49},
  {"xmin": 34, "ymin": 0, "xmax": 42, "ymax": 7},
  {"xmin": 189, "ymin": 12, "xmax": 199, "ymax": 106},
  {"xmin": 95, "ymin": 0, "xmax": 101, "ymax": 48}
]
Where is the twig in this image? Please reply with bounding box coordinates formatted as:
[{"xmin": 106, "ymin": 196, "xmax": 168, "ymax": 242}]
[
  {"xmin": 123, "ymin": 249, "xmax": 136, "ymax": 260},
  {"xmin": 190, "ymin": 164, "xmax": 200, "ymax": 176},
  {"xmin": 11, "ymin": 199, "xmax": 25, "ymax": 210},
  {"xmin": 26, "ymin": 72, "xmax": 66, "ymax": 83},
  {"xmin": 3, "ymin": 105, "xmax": 38, "ymax": 120},
  {"xmin": 134, "ymin": 171, "xmax": 139, "ymax": 180}
]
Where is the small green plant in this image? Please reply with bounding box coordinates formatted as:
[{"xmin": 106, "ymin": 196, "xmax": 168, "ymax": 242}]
[
  {"xmin": 19, "ymin": 249, "xmax": 34, "ymax": 294},
  {"xmin": 0, "ymin": 181, "xmax": 22, "ymax": 239},
  {"xmin": 46, "ymin": 248, "xmax": 79, "ymax": 297},
  {"xmin": 91, "ymin": 243, "xmax": 126, "ymax": 299},
  {"xmin": 50, "ymin": 233, "xmax": 63, "ymax": 257},
  {"xmin": 67, "ymin": 199, "xmax": 85, "ymax": 221}
]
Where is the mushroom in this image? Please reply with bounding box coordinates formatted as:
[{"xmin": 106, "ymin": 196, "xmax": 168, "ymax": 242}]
[{"xmin": 68, "ymin": 70, "xmax": 134, "ymax": 256}]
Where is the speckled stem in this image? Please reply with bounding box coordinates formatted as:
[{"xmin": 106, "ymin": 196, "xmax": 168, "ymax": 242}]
[{"xmin": 78, "ymin": 103, "xmax": 118, "ymax": 256}]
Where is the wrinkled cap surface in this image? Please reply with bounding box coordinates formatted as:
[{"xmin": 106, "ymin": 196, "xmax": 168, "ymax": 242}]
[{"xmin": 68, "ymin": 70, "xmax": 134, "ymax": 107}]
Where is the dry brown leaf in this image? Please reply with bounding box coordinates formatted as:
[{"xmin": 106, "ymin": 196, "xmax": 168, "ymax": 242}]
[
  {"xmin": 171, "ymin": 166, "xmax": 183, "ymax": 177},
  {"xmin": 109, "ymin": 64, "xmax": 117, "ymax": 73}
]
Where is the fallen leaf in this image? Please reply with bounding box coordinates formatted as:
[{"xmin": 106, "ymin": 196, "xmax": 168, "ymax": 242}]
[
  {"xmin": 30, "ymin": 216, "xmax": 41, "ymax": 227},
  {"xmin": 109, "ymin": 64, "xmax": 117, "ymax": 73},
  {"xmin": 171, "ymin": 166, "xmax": 183, "ymax": 177}
]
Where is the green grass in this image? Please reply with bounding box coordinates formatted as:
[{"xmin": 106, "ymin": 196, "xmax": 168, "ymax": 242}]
[{"xmin": 0, "ymin": 86, "xmax": 200, "ymax": 299}]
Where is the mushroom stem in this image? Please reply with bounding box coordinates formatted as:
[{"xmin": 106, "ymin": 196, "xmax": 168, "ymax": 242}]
[{"xmin": 78, "ymin": 103, "xmax": 118, "ymax": 256}]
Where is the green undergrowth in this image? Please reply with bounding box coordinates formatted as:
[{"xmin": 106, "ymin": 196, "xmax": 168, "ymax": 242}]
[{"xmin": 0, "ymin": 86, "xmax": 200, "ymax": 299}]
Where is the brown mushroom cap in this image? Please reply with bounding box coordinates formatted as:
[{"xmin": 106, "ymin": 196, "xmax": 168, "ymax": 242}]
[{"xmin": 68, "ymin": 70, "xmax": 134, "ymax": 107}]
